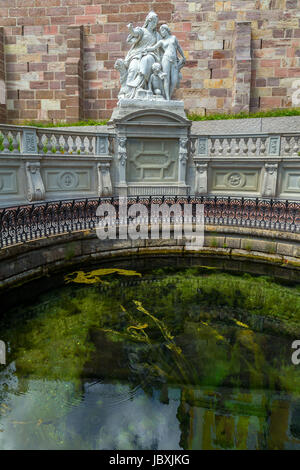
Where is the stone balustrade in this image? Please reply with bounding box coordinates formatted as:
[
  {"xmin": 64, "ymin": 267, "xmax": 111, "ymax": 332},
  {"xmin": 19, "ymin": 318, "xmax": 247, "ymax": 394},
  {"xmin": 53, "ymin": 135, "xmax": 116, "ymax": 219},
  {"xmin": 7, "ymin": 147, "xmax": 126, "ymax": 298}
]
[
  {"xmin": 0, "ymin": 124, "xmax": 112, "ymax": 205},
  {"xmin": 0, "ymin": 124, "xmax": 111, "ymax": 156},
  {"xmin": 1, "ymin": 116, "xmax": 300, "ymax": 206},
  {"xmin": 190, "ymin": 134, "xmax": 300, "ymax": 158}
]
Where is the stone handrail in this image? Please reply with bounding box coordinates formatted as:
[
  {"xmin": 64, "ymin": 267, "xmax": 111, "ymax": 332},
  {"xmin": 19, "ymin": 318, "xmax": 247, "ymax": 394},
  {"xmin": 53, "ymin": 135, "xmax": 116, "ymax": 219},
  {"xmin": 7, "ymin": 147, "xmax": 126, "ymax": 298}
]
[
  {"xmin": 190, "ymin": 133, "xmax": 300, "ymax": 158},
  {"xmin": 1, "ymin": 123, "xmax": 300, "ymax": 158},
  {"xmin": 0, "ymin": 124, "xmax": 111, "ymax": 156}
]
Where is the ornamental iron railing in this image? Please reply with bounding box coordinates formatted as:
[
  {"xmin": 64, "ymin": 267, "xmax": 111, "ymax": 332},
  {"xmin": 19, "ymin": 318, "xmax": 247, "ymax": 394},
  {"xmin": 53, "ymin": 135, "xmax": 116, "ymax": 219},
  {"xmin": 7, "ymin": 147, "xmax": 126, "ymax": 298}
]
[{"xmin": 0, "ymin": 196, "xmax": 299, "ymax": 248}]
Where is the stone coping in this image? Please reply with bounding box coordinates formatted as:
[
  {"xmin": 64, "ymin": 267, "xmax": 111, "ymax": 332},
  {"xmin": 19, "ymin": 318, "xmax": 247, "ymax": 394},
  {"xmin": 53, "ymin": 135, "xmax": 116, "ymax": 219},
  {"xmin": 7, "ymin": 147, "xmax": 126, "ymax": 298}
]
[
  {"xmin": 47, "ymin": 115, "xmax": 300, "ymax": 136},
  {"xmin": 1, "ymin": 225, "xmax": 300, "ymax": 293},
  {"xmin": 1, "ymin": 224, "xmax": 299, "ymax": 260}
]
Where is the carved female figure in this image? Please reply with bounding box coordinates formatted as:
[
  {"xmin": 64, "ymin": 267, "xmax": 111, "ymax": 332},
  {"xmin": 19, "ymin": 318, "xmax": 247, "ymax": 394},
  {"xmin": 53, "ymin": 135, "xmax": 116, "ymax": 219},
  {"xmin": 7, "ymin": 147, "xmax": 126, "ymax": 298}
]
[
  {"xmin": 146, "ymin": 24, "xmax": 186, "ymax": 100},
  {"xmin": 123, "ymin": 11, "xmax": 162, "ymax": 98}
]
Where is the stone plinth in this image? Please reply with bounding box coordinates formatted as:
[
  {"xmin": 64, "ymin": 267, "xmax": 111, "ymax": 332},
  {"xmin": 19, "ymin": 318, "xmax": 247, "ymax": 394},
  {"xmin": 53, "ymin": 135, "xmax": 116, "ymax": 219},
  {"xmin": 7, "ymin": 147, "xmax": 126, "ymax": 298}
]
[
  {"xmin": 108, "ymin": 100, "xmax": 191, "ymax": 197},
  {"xmin": 109, "ymin": 99, "xmax": 188, "ymax": 123}
]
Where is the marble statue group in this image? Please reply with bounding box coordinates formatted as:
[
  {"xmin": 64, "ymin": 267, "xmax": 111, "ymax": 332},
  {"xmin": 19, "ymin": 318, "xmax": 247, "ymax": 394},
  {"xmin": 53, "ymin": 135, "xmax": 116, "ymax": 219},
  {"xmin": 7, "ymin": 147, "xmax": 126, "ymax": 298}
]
[{"xmin": 114, "ymin": 11, "xmax": 186, "ymax": 102}]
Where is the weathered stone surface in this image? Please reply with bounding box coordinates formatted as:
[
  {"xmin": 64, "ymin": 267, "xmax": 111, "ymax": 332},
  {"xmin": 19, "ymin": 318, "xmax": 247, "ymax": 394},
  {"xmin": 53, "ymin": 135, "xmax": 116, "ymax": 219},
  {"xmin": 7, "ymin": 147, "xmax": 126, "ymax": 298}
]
[
  {"xmin": 224, "ymin": 237, "xmax": 241, "ymax": 249},
  {"xmin": 110, "ymin": 99, "xmax": 187, "ymax": 120},
  {"xmin": 1, "ymin": 228, "xmax": 300, "ymax": 294},
  {"xmin": 191, "ymin": 115, "xmax": 300, "ymax": 135},
  {"xmin": 277, "ymin": 242, "xmax": 295, "ymax": 257},
  {"xmin": 232, "ymin": 22, "xmax": 252, "ymax": 113},
  {"xmin": 191, "ymin": 117, "xmax": 262, "ymax": 134},
  {"xmin": 241, "ymin": 239, "xmax": 276, "ymax": 254},
  {"xmin": 204, "ymin": 235, "xmax": 226, "ymax": 248}
]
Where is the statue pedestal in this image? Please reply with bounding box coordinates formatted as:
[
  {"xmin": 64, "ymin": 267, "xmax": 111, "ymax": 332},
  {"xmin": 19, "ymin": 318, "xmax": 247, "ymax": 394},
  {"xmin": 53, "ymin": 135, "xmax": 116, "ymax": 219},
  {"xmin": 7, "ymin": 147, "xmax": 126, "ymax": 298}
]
[
  {"xmin": 109, "ymin": 98, "xmax": 188, "ymax": 123},
  {"xmin": 109, "ymin": 100, "xmax": 191, "ymax": 197}
]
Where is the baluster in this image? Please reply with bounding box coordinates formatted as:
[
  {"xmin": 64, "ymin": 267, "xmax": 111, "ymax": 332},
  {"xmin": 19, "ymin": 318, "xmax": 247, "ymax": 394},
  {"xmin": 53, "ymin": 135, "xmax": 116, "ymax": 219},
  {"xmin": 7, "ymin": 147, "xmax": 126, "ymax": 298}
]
[
  {"xmin": 46, "ymin": 134, "xmax": 53, "ymax": 154},
  {"xmin": 235, "ymin": 137, "xmax": 240, "ymax": 155},
  {"xmin": 260, "ymin": 137, "xmax": 266, "ymax": 155},
  {"xmin": 37, "ymin": 134, "xmax": 44, "ymax": 154},
  {"xmin": 226, "ymin": 138, "xmax": 232, "ymax": 155},
  {"xmin": 3, "ymin": 132, "xmax": 9, "ymax": 152},
  {"xmin": 284, "ymin": 136, "xmax": 291, "ymax": 155},
  {"xmin": 242, "ymin": 137, "xmax": 249, "ymax": 155},
  {"xmin": 11, "ymin": 131, "xmax": 19, "ymax": 153},
  {"xmin": 239, "ymin": 137, "xmax": 245, "ymax": 155},
  {"xmin": 88, "ymin": 136, "xmax": 93, "ymax": 154},
  {"xmin": 218, "ymin": 138, "xmax": 224, "ymax": 155},
  {"xmin": 63, "ymin": 134, "xmax": 69, "ymax": 154},
  {"xmin": 210, "ymin": 138, "xmax": 216, "ymax": 155},
  {"xmin": 80, "ymin": 136, "xmax": 85, "ymax": 154},
  {"xmin": 72, "ymin": 135, "xmax": 77, "ymax": 154},
  {"xmin": 293, "ymin": 136, "xmax": 299, "ymax": 155},
  {"xmin": 54, "ymin": 135, "xmax": 60, "ymax": 154},
  {"xmin": 250, "ymin": 137, "xmax": 257, "ymax": 155}
]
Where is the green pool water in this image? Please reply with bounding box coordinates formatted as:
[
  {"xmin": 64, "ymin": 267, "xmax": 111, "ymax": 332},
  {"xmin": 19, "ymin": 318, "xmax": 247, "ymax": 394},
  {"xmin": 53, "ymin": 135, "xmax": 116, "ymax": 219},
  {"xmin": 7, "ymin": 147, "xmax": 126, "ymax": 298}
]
[{"xmin": 0, "ymin": 266, "xmax": 300, "ymax": 450}]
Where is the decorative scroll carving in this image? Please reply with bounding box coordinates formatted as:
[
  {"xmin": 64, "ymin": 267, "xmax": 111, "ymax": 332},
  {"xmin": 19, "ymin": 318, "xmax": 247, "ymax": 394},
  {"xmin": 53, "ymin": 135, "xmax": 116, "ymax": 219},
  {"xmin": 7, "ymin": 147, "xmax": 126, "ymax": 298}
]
[
  {"xmin": 179, "ymin": 138, "xmax": 188, "ymax": 159},
  {"xmin": 226, "ymin": 172, "xmax": 244, "ymax": 188},
  {"xmin": 58, "ymin": 171, "xmax": 79, "ymax": 190},
  {"xmin": 117, "ymin": 136, "xmax": 127, "ymax": 185},
  {"xmin": 195, "ymin": 162, "xmax": 208, "ymax": 195},
  {"xmin": 25, "ymin": 162, "xmax": 45, "ymax": 202},
  {"xmin": 97, "ymin": 162, "xmax": 112, "ymax": 197},
  {"xmin": 179, "ymin": 137, "xmax": 188, "ymax": 183},
  {"xmin": 117, "ymin": 137, "xmax": 127, "ymax": 166},
  {"xmin": 2, "ymin": 197, "xmax": 299, "ymax": 250},
  {"xmin": 262, "ymin": 163, "xmax": 278, "ymax": 197}
]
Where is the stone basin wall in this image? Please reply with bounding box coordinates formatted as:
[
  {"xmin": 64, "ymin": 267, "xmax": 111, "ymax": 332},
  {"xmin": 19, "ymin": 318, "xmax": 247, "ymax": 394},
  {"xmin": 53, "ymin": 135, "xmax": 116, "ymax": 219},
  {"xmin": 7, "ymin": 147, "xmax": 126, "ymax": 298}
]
[{"xmin": 1, "ymin": 226, "xmax": 300, "ymax": 302}]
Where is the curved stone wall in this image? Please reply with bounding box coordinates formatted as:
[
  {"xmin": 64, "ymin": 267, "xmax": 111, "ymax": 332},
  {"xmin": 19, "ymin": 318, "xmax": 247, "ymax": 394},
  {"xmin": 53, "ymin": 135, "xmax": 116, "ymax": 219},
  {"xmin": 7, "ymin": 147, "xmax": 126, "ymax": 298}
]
[{"xmin": 1, "ymin": 225, "xmax": 300, "ymax": 308}]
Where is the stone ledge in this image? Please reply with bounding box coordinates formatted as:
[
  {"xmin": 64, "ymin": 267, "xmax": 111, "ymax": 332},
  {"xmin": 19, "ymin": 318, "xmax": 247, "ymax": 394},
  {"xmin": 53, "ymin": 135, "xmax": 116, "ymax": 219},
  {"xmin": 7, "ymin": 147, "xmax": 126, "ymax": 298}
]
[
  {"xmin": 191, "ymin": 115, "xmax": 300, "ymax": 135},
  {"xmin": 1, "ymin": 226, "xmax": 300, "ymax": 289},
  {"xmin": 1, "ymin": 224, "xmax": 299, "ymax": 260},
  {"xmin": 1, "ymin": 243, "xmax": 300, "ymax": 294},
  {"xmin": 109, "ymin": 98, "xmax": 188, "ymax": 121}
]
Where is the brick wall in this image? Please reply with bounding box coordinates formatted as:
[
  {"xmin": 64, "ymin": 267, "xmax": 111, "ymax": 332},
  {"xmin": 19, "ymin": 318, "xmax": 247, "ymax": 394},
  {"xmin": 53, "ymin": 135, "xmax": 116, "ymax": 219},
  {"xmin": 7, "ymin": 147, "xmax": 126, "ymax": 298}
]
[{"xmin": 1, "ymin": 0, "xmax": 300, "ymax": 123}]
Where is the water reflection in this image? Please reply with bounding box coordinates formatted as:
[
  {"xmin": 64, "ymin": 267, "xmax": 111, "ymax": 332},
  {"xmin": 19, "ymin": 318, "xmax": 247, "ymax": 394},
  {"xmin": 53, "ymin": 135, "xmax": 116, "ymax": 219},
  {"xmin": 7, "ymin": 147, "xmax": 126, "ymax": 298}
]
[{"xmin": 0, "ymin": 267, "xmax": 299, "ymax": 449}]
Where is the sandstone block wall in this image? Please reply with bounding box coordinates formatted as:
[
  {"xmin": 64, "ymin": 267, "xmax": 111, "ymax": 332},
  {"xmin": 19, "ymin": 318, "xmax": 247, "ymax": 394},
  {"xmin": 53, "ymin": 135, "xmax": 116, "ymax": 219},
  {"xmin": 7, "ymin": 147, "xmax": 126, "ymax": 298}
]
[{"xmin": 1, "ymin": 0, "xmax": 300, "ymax": 123}]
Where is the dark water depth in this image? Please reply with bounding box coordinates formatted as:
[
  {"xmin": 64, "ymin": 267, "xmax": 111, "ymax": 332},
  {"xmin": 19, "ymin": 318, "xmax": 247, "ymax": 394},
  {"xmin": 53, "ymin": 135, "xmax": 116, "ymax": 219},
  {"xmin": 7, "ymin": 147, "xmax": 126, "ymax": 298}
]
[{"xmin": 0, "ymin": 266, "xmax": 299, "ymax": 450}]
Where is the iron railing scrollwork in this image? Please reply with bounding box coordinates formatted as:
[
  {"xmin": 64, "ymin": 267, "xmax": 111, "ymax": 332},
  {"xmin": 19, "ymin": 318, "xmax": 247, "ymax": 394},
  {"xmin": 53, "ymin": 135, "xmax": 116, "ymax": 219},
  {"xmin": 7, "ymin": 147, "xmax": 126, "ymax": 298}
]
[{"xmin": 0, "ymin": 196, "xmax": 300, "ymax": 248}]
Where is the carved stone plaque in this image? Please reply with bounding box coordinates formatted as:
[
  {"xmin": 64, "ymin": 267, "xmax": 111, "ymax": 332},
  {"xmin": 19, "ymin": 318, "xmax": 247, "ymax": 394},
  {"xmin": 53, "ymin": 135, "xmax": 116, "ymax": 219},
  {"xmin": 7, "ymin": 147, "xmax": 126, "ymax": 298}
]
[
  {"xmin": 126, "ymin": 138, "xmax": 179, "ymax": 183},
  {"xmin": 96, "ymin": 136, "xmax": 109, "ymax": 155},
  {"xmin": 268, "ymin": 136, "xmax": 281, "ymax": 156},
  {"xmin": 22, "ymin": 129, "xmax": 38, "ymax": 154},
  {"xmin": 198, "ymin": 137, "xmax": 208, "ymax": 156}
]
